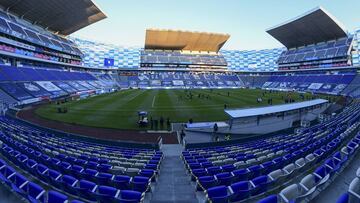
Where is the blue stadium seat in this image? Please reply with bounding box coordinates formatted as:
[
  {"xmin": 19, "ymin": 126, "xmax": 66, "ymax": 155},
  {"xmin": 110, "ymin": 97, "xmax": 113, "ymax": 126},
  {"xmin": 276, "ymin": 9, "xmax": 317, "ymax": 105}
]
[
  {"xmin": 207, "ymin": 166, "xmax": 222, "ymax": 176},
  {"xmin": 251, "ymin": 175, "xmax": 272, "ymax": 196},
  {"xmin": 8, "ymin": 173, "xmax": 28, "ymax": 196},
  {"xmin": 232, "ymin": 169, "xmax": 249, "ymax": 181},
  {"xmin": 314, "ymin": 165, "xmax": 330, "ymax": 186},
  {"xmin": 336, "ymin": 192, "xmax": 349, "ymax": 203},
  {"xmin": 48, "ymin": 190, "xmax": 68, "ymax": 203},
  {"xmin": 23, "ymin": 182, "xmax": 45, "ymax": 203},
  {"xmin": 118, "ymin": 190, "xmax": 142, "ymax": 203},
  {"xmin": 258, "ymin": 194, "xmax": 279, "ymax": 203},
  {"xmin": 222, "ymin": 164, "xmax": 236, "ymax": 172},
  {"xmin": 248, "ymin": 165, "xmax": 262, "ymax": 179},
  {"xmin": 113, "ymin": 175, "xmax": 131, "ymax": 190},
  {"xmin": 0, "ymin": 165, "xmax": 16, "ymax": 185},
  {"xmin": 75, "ymin": 179, "xmax": 97, "ymax": 201},
  {"xmin": 229, "ymin": 181, "xmax": 251, "ymax": 201},
  {"xmin": 197, "ymin": 176, "xmax": 217, "ymax": 191},
  {"xmin": 324, "ymin": 158, "xmax": 341, "ymax": 175},
  {"xmin": 59, "ymin": 162, "xmax": 71, "ymax": 174},
  {"xmin": 206, "ymin": 185, "xmax": 230, "ymax": 203},
  {"xmin": 201, "ymin": 162, "xmax": 213, "ymax": 168},
  {"xmin": 45, "ymin": 169, "xmax": 61, "ymax": 187},
  {"xmin": 215, "ymin": 172, "xmax": 234, "ymax": 186},
  {"xmin": 96, "ymin": 172, "xmax": 113, "ymax": 186},
  {"xmin": 94, "ymin": 185, "xmax": 118, "ymax": 203},
  {"xmin": 131, "ymin": 176, "xmax": 150, "ymax": 193},
  {"xmin": 191, "ymin": 168, "xmax": 207, "ymax": 181},
  {"xmin": 98, "ymin": 163, "xmax": 112, "ymax": 172},
  {"xmin": 70, "ymin": 165, "xmax": 84, "ymax": 176},
  {"xmin": 139, "ymin": 169, "xmax": 155, "ymax": 180},
  {"xmin": 36, "ymin": 164, "xmax": 49, "ymax": 181},
  {"xmin": 261, "ymin": 161, "xmax": 274, "ymax": 175},
  {"xmin": 83, "ymin": 168, "xmax": 98, "ymax": 182},
  {"xmin": 59, "ymin": 175, "xmax": 78, "ymax": 194}
]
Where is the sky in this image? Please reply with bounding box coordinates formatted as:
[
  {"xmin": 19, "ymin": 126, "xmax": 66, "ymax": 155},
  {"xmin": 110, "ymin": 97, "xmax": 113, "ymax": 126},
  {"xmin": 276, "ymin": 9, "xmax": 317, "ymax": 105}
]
[{"xmin": 73, "ymin": 0, "xmax": 360, "ymax": 50}]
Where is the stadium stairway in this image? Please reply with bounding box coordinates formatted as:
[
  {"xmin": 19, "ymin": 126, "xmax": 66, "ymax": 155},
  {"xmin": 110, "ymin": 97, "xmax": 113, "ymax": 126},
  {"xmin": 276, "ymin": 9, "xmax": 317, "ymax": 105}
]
[{"xmin": 151, "ymin": 144, "xmax": 198, "ymax": 203}]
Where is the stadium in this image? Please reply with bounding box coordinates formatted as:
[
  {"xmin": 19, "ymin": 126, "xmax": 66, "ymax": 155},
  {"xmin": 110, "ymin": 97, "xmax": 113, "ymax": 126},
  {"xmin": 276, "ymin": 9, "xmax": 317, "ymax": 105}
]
[{"xmin": 0, "ymin": 0, "xmax": 359, "ymax": 203}]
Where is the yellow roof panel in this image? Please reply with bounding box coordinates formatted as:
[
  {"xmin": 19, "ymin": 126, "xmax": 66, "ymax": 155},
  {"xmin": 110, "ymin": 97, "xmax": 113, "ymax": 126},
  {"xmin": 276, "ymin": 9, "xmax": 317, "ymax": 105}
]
[{"xmin": 145, "ymin": 29, "xmax": 230, "ymax": 52}]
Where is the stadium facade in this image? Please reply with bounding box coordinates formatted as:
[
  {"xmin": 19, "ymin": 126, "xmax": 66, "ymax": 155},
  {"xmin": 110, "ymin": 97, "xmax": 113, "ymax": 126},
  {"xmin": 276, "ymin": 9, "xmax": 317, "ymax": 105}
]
[{"xmin": 74, "ymin": 29, "xmax": 360, "ymax": 71}]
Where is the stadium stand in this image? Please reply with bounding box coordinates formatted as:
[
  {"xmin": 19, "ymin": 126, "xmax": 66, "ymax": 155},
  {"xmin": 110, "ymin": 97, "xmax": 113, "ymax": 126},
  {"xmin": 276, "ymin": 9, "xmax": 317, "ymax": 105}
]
[
  {"xmin": 115, "ymin": 70, "xmax": 358, "ymax": 98},
  {"xmin": 267, "ymin": 7, "xmax": 354, "ymax": 71},
  {"xmin": 120, "ymin": 71, "xmax": 242, "ymax": 88},
  {"xmin": 182, "ymin": 100, "xmax": 360, "ymax": 202},
  {"xmin": 73, "ymin": 30, "xmax": 360, "ymax": 73},
  {"xmin": 0, "ymin": 9, "xmax": 83, "ymax": 66},
  {"xmin": 140, "ymin": 50, "xmax": 227, "ymax": 67},
  {"xmin": 0, "ymin": 66, "xmax": 116, "ymax": 106},
  {"xmin": 342, "ymin": 74, "xmax": 360, "ymax": 98},
  {"xmin": 140, "ymin": 29, "xmax": 229, "ymax": 71},
  {"xmin": 262, "ymin": 72, "xmax": 356, "ymax": 95},
  {"xmin": 0, "ymin": 116, "xmax": 163, "ymax": 202},
  {"xmin": 276, "ymin": 37, "xmax": 353, "ymax": 70}
]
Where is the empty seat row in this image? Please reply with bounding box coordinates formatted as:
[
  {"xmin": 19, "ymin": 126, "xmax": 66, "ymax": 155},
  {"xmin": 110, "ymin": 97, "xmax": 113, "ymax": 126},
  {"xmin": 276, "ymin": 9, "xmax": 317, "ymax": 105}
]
[
  {"xmin": 0, "ymin": 158, "xmax": 85, "ymax": 203},
  {"xmin": 256, "ymin": 131, "xmax": 360, "ymax": 203}
]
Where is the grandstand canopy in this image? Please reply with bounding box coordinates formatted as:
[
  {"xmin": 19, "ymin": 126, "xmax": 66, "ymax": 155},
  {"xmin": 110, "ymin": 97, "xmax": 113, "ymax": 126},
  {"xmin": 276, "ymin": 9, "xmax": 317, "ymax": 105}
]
[
  {"xmin": 266, "ymin": 7, "xmax": 348, "ymax": 49},
  {"xmin": 145, "ymin": 29, "xmax": 230, "ymax": 52},
  {"xmin": 0, "ymin": 0, "xmax": 106, "ymax": 35},
  {"xmin": 225, "ymin": 99, "xmax": 328, "ymax": 118}
]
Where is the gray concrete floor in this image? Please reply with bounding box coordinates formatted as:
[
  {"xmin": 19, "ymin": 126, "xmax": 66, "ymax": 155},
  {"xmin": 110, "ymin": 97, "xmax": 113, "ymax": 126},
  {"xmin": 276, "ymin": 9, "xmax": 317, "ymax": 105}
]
[{"xmin": 151, "ymin": 144, "xmax": 199, "ymax": 203}]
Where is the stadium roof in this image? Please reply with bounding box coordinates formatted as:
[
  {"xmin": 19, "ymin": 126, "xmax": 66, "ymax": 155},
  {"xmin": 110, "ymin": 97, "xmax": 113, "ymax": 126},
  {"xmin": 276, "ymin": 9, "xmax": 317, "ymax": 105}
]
[
  {"xmin": 0, "ymin": 0, "xmax": 106, "ymax": 35},
  {"xmin": 145, "ymin": 29, "xmax": 230, "ymax": 52},
  {"xmin": 266, "ymin": 7, "xmax": 348, "ymax": 49},
  {"xmin": 225, "ymin": 99, "xmax": 328, "ymax": 118}
]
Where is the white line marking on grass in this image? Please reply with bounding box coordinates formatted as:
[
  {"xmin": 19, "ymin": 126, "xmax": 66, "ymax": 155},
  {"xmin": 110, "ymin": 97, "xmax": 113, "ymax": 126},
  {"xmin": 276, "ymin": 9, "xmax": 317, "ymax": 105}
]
[
  {"xmin": 123, "ymin": 90, "xmax": 146, "ymax": 102},
  {"xmin": 152, "ymin": 96, "xmax": 156, "ymax": 108}
]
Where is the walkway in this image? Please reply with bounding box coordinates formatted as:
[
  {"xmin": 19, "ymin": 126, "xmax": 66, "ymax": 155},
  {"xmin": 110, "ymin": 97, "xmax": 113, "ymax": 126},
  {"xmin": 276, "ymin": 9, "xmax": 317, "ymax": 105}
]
[
  {"xmin": 150, "ymin": 144, "xmax": 198, "ymax": 203},
  {"xmin": 313, "ymin": 149, "xmax": 360, "ymax": 203}
]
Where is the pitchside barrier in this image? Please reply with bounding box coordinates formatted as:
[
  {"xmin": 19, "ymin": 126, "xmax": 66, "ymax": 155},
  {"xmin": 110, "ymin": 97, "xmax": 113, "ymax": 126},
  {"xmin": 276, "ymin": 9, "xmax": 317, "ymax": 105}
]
[{"xmin": 7, "ymin": 109, "xmax": 160, "ymax": 150}]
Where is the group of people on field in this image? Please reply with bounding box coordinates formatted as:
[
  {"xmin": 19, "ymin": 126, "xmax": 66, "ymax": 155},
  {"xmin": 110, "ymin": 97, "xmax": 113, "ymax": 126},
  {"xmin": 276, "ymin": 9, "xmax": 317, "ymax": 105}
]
[{"xmin": 149, "ymin": 116, "xmax": 171, "ymax": 131}]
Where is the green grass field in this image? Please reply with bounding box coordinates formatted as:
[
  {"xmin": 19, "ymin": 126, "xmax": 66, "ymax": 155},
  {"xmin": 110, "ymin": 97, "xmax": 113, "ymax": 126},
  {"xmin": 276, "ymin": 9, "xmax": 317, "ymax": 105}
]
[{"xmin": 35, "ymin": 89, "xmax": 319, "ymax": 130}]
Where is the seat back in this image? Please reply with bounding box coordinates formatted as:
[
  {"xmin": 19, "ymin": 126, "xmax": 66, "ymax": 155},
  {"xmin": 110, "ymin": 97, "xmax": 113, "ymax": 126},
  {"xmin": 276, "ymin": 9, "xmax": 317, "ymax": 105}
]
[
  {"xmin": 280, "ymin": 184, "xmax": 300, "ymax": 203},
  {"xmin": 48, "ymin": 190, "xmax": 68, "ymax": 203}
]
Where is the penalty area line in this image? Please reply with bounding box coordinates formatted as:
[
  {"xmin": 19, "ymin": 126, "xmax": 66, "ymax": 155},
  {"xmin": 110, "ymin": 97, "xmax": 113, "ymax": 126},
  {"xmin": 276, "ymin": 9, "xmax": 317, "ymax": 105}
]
[{"xmin": 152, "ymin": 96, "xmax": 156, "ymax": 108}]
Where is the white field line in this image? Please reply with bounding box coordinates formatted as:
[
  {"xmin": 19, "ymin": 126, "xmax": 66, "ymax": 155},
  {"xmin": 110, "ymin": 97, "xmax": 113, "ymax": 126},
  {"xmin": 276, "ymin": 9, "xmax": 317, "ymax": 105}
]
[{"xmin": 152, "ymin": 96, "xmax": 156, "ymax": 108}]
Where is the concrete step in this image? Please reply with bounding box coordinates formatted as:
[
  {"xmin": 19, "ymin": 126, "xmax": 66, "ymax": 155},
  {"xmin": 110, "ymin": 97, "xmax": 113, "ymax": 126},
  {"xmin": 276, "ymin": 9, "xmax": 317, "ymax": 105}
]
[{"xmin": 150, "ymin": 144, "xmax": 198, "ymax": 203}]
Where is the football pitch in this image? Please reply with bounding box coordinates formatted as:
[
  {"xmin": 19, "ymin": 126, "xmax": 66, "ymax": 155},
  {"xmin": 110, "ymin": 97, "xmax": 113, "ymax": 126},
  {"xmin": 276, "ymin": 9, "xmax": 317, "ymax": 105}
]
[{"xmin": 35, "ymin": 88, "xmax": 320, "ymax": 130}]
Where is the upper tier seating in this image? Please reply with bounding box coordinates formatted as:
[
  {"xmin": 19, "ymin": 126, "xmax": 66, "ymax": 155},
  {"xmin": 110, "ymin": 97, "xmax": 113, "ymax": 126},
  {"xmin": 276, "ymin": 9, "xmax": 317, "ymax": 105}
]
[
  {"xmin": 0, "ymin": 10, "xmax": 81, "ymax": 57},
  {"xmin": 140, "ymin": 50, "xmax": 227, "ymax": 66},
  {"xmin": 277, "ymin": 37, "xmax": 353, "ymax": 65}
]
